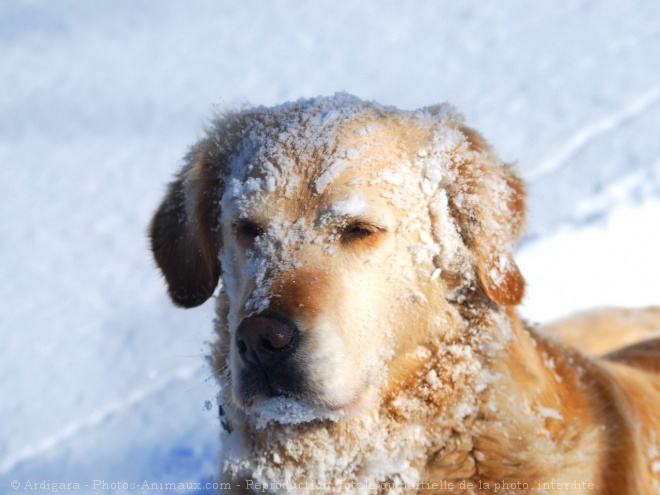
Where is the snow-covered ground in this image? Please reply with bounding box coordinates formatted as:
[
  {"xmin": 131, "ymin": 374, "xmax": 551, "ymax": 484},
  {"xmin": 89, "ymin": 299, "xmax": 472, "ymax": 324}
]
[{"xmin": 1, "ymin": 1, "xmax": 658, "ymax": 492}]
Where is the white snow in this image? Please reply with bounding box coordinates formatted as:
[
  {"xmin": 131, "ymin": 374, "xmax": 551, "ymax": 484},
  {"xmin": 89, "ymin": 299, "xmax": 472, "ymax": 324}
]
[
  {"xmin": 653, "ymin": 460, "xmax": 660, "ymax": 474},
  {"xmin": 537, "ymin": 406, "xmax": 563, "ymax": 421},
  {"xmin": 251, "ymin": 398, "xmax": 342, "ymax": 429},
  {"xmin": 330, "ymin": 193, "xmax": 368, "ymax": 217},
  {"xmin": 517, "ymin": 199, "xmax": 660, "ymax": 323},
  {"xmin": 1, "ymin": 0, "xmax": 659, "ymax": 492}
]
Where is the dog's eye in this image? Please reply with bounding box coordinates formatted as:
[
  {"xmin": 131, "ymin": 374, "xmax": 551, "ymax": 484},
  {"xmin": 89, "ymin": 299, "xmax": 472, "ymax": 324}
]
[
  {"xmin": 341, "ymin": 223, "xmax": 379, "ymax": 244},
  {"xmin": 233, "ymin": 220, "xmax": 264, "ymax": 240}
]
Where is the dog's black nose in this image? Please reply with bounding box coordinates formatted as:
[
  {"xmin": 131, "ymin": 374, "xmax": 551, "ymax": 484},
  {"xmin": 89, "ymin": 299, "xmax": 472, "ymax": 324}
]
[{"xmin": 235, "ymin": 313, "xmax": 298, "ymax": 369}]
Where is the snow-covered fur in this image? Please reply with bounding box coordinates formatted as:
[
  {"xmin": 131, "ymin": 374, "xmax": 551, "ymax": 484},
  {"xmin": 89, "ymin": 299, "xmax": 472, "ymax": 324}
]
[{"xmin": 150, "ymin": 94, "xmax": 660, "ymax": 494}]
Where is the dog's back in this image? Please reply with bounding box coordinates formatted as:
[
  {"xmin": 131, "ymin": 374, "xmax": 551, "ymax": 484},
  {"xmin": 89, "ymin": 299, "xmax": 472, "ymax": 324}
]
[{"xmin": 543, "ymin": 306, "xmax": 660, "ymax": 355}]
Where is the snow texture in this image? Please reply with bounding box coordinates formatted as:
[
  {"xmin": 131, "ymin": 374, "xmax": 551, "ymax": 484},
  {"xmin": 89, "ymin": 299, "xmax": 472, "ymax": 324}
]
[
  {"xmin": 1, "ymin": 1, "xmax": 659, "ymax": 493},
  {"xmin": 251, "ymin": 398, "xmax": 343, "ymax": 430}
]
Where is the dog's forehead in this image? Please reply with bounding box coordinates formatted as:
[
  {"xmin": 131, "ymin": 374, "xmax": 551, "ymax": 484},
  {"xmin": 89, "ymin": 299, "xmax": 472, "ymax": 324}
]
[{"xmin": 221, "ymin": 103, "xmax": 420, "ymax": 219}]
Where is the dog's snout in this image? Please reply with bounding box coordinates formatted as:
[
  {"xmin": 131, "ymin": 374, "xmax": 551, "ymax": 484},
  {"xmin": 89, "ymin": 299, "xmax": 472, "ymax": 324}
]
[{"xmin": 235, "ymin": 313, "xmax": 298, "ymax": 368}]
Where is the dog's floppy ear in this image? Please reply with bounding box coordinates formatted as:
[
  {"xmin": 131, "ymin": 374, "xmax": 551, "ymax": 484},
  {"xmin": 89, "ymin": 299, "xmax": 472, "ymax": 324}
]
[
  {"xmin": 150, "ymin": 139, "xmax": 222, "ymax": 308},
  {"xmin": 448, "ymin": 126, "xmax": 526, "ymax": 306}
]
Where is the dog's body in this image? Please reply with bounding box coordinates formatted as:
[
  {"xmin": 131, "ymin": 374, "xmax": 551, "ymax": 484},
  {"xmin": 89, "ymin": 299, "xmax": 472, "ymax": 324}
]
[
  {"xmin": 543, "ymin": 306, "xmax": 660, "ymax": 355},
  {"xmin": 150, "ymin": 95, "xmax": 660, "ymax": 494}
]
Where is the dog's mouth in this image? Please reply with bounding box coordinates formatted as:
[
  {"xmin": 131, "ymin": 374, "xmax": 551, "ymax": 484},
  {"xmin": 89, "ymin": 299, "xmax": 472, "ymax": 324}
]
[
  {"xmin": 245, "ymin": 386, "xmax": 372, "ymax": 427},
  {"xmin": 249, "ymin": 395, "xmax": 344, "ymax": 427},
  {"xmin": 233, "ymin": 346, "xmax": 314, "ymax": 407},
  {"xmin": 234, "ymin": 363, "xmax": 371, "ymax": 423},
  {"xmin": 230, "ymin": 343, "xmax": 377, "ymax": 422},
  {"xmin": 230, "ymin": 311, "xmax": 376, "ymax": 422}
]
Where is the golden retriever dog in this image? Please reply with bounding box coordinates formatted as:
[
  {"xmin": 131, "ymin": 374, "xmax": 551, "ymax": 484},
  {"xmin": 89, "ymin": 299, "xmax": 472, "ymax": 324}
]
[{"xmin": 150, "ymin": 94, "xmax": 660, "ymax": 494}]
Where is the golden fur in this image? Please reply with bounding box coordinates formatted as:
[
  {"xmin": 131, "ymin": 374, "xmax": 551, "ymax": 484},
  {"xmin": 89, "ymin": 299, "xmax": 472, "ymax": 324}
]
[
  {"xmin": 150, "ymin": 96, "xmax": 660, "ymax": 494},
  {"xmin": 543, "ymin": 306, "xmax": 660, "ymax": 355}
]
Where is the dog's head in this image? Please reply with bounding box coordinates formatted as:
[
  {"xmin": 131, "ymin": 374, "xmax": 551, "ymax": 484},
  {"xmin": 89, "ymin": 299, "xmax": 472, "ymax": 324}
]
[{"xmin": 150, "ymin": 94, "xmax": 525, "ymax": 419}]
